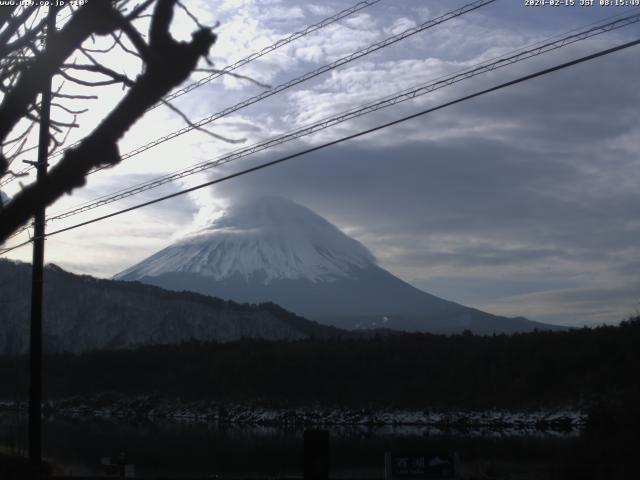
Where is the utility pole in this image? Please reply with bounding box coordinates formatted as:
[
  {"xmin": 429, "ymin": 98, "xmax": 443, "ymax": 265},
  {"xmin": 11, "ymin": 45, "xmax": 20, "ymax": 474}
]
[{"xmin": 28, "ymin": 5, "xmax": 56, "ymax": 469}]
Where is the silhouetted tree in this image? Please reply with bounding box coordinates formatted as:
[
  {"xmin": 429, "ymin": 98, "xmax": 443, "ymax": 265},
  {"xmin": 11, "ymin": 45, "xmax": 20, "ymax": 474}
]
[
  {"xmin": 0, "ymin": 0, "xmax": 221, "ymax": 243},
  {"xmin": 2, "ymin": 316, "xmax": 638, "ymax": 410}
]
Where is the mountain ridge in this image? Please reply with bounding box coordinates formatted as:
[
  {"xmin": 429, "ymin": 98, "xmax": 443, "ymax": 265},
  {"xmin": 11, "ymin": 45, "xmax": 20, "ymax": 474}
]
[
  {"xmin": 0, "ymin": 259, "xmax": 340, "ymax": 354},
  {"xmin": 116, "ymin": 196, "xmax": 562, "ymax": 334}
]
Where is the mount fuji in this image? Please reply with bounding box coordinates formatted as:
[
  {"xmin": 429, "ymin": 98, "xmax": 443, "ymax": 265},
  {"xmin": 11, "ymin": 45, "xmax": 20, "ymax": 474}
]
[{"xmin": 116, "ymin": 196, "xmax": 559, "ymax": 334}]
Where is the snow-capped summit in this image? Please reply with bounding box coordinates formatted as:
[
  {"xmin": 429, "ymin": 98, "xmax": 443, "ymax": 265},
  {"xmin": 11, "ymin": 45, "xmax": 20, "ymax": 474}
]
[
  {"xmin": 116, "ymin": 196, "xmax": 376, "ymax": 283},
  {"xmin": 117, "ymin": 197, "xmax": 561, "ymax": 334}
]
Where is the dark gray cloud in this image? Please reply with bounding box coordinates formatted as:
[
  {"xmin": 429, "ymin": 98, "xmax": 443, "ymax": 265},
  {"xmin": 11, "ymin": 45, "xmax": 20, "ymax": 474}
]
[
  {"xmin": 7, "ymin": 0, "xmax": 635, "ymax": 326},
  {"xmin": 203, "ymin": 38, "xmax": 640, "ymax": 325},
  {"xmin": 393, "ymin": 246, "xmax": 564, "ymax": 268}
]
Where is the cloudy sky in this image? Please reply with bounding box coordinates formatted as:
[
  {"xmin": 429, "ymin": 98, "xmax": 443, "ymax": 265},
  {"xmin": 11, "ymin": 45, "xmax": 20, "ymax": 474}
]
[{"xmin": 2, "ymin": 0, "xmax": 640, "ymax": 327}]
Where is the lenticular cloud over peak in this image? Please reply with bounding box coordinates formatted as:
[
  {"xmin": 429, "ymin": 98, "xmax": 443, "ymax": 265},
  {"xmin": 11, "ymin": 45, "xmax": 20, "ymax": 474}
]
[
  {"xmin": 116, "ymin": 196, "xmax": 559, "ymax": 335},
  {"xmin": 117, "ymin": 196, "xmax": 376, "ymax": 284}
]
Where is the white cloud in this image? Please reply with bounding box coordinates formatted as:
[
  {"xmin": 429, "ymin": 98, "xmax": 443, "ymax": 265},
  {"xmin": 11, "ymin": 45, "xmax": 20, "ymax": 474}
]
[
  {"xmin": 4, "ymin": 0, "xmax": 638, "ymax": 327},
  {"xmin": 384, "ymin": 17, "xmax": 417, "ymax": 36}
]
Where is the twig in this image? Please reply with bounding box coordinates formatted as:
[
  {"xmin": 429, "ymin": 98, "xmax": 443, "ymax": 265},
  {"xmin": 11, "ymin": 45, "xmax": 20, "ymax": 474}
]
[
  {"xmin": 58, "ymin": 69, "xmax": 129, "ymax": 87},
  {"xmin": 176, "ymin": 1, "xmax": 208, "ymax": 30},
  {"xmin": 52, "ymin": 92, "xmax": 99, "ymax": 100},
  {"xmin": 62, "ymin": 63, "xmax": 135, "ymax": 86},
  {"xmin": 126, "ymin": 0, "xmax": 156, "ymax": 21},
  {"xmin": 110, "ymin": 31, "xmax": 142, "ymax": 59},
  {"xmin": 160, "ymin": 99, "xmax": 245, "ymax": 144},
  {"xmin": 51, "ymin": 103, "xmax": 89, "ymax": 115},
  {"xmin": 194, "ymin": 68, "xmax": 271, "ymax": 89}
]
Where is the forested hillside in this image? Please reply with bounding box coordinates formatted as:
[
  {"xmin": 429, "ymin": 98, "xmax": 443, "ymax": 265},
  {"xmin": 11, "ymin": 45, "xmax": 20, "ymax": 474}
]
[
  {"xmin": 0, "ymin": 260, "xmax": 339, "ymax": 353},
  {"xmin": 2, "ymin": 318, "xmax": 638, "ymax": 421}
]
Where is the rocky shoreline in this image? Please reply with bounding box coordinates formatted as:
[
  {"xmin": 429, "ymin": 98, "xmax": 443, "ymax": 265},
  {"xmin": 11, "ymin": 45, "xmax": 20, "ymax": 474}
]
[{"xmin": 0, "ymin": 395, "xmax": 587, "ymax": 431}]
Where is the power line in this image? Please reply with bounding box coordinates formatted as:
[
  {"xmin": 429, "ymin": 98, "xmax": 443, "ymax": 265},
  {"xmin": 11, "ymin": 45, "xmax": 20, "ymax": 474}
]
[
  {"xmin": 0, "ymin": 0, "xmax": 384, "ymax": 187},
  {"xmin": 37, "ymin": 11, "xmax": 640, "ymax": 227},
  {"xmin": 3, "ymin": 0, "xmax": 493, "ymax": 190},
  {"xmin": 6, "ymin": 6, "xmax": 639, "ymax": 242},
  {"xmin": 97, "ymin": 0, "xmax": 496, "ymax": 168},
  {"xmin": 7, "ymin": 10, "xmax": 635, "ymax": 245},
  {"xmin": 159, "ymin": 0, "xmax": 384, "ymax": 106},
  {"xmin": 2, "ymin": 37, "xmax": 638, "ymax": 256},
  {"xmin": 46, "ymin": 9, "xmax": 640, "ymax": 223},
  {"xmin": 25, "ymin": 5, "xmax": 634, "ymax": 211}
]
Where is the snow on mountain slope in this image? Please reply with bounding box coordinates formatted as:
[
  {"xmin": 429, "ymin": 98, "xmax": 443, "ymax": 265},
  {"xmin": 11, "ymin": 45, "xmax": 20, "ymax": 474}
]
[
  {"xmin": 116, "ymin": 196, "xmax": 376, "ymax": 283},
  {"xmin": 116, "ymin": 196, "xmax": 562, "ymax": 334}
]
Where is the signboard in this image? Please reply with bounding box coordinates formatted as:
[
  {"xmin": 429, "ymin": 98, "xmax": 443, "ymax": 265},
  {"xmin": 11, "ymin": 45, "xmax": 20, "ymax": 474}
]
[{"xmin": 385, "ymin": 452, "xmax": 460, "ymax": 480}]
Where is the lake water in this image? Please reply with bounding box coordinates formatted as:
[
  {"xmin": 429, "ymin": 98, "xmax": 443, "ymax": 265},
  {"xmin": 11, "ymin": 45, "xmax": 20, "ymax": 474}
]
[{"xmin": 1, "ymin": 413, "xmax": 637, "ymax": 478}]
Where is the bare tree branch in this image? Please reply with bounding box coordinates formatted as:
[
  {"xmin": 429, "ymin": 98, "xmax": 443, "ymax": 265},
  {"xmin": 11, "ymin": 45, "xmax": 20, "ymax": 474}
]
[
  {"xmin": 60, "ymin": 63, "xmax": 135, "ymax": 86},
  {"xmin": 160, "ymin": 99, "xmax": 245, "ymax": 144},
  {"xmin": 0, "ymin": 0, "xmax": 218, "ymax": 243},
  {"xmin": 52, "ymin": 92, "xmax": 99, "ymax": 100},
  {"xmin": 0, "ymin": 5, "xmax": 38, "ymax": 52},
  {"xmin": 1, "ymin": 122, "xmax": 35, "ymax": 149},
  {"xmin": 51, "ymin": 103, "xmax": 88, "ymax": 115},
  {"xmin": 110, "ymin": 31, "xmax": 142, "ymax": 58},
  {"xmin": 81, "ymin": 36, "xmax": 120, "ymax": 54},
  {"xmin": 0, "ymin": 14, "xmax": 48, "ymax": 58},
  {"xmin": 194, "ymin": 68, "xmax": 271, "ymax": 89},
  {"xmin": 176, "ymin": 1, "xmax": 209, "ymax": 31},
  {"xmin": 126, "ymin": 0, "xmax": 156, "ymax": 20},
  {"xmin": 117, "ymin": 14, "xmax": 152, "ymax": 60},
  {"xmin": 0, "ymin": 5, "xmax": 19, "ymax": 32},
  {"xmin": 1, "ymin": 169, "xmax": 30, "ymax": 180},
  {"xmin": 0, "ymin": 1, "xmax": 123, "ymax": 177}
]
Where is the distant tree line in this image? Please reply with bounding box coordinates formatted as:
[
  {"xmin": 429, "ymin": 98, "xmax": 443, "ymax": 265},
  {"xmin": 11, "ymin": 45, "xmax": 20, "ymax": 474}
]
[{"xmin": 2, "ymin": 317, "xmax": 639, "ymax": 422}]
